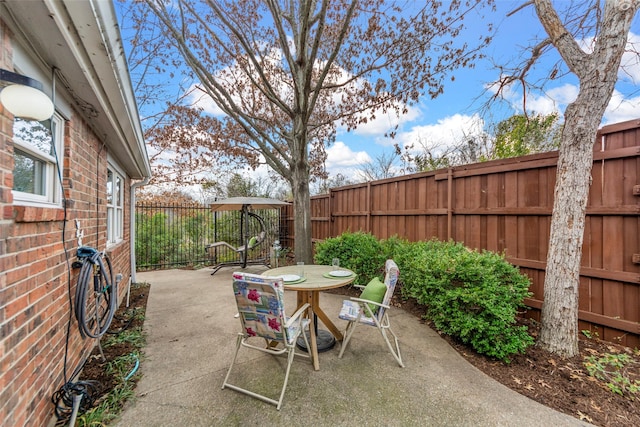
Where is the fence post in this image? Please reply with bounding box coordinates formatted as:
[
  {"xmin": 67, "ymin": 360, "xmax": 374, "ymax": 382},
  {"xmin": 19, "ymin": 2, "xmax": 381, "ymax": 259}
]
[
  {"xmin": 447, "ymin": 168, "xmax": 453, "ymax": 240},
  {"xmin": 367, "ymin": 181, "xmax": 372, "ymax": 233},
  {"xmin": 329, "ymin": 189, "xmax": 334, "ymax": 237}
]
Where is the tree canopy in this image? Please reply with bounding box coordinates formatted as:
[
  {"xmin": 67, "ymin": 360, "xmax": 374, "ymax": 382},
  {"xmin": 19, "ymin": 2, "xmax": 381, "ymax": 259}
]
[{"xmin": 128, "ymin": 0, "xmax": 495, "ymax": 262}]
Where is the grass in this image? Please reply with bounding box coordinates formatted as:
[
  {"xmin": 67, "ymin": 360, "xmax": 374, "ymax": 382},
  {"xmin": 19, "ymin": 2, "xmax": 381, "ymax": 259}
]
[{"xmin": 104, "ymin": 329, "xmax": 146, "ymax": 348}]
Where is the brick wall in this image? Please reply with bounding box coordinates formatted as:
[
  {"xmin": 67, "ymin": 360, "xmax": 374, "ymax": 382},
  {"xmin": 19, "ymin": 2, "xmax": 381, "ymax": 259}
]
[{"xmin": 0, "ymin": 21, "xmax": 133, "ymax": 427}]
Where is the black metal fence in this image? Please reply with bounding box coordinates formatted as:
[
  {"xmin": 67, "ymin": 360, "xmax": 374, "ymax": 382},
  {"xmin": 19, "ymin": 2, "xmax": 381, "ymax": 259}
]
[{"xmin": 135, "ymin": 202, "xmax": 287, "ymax": 270}]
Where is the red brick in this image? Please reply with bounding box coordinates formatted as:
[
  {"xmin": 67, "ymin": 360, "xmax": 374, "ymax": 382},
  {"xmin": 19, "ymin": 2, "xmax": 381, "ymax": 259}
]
[
  {"xmin": 3, "ymin": 172, "xmax": 12, "ymax": 187},
  {"xmin": 27, "ymin": 260, "xmax": 47, "ymax": 278},
  {"xmin": 27, "ymin": 283, "xmax": 47, "ymax": 305},
  {"xmin": 4, "ymin": 292, "xmax": 28, "ymax": 319},
  {"xmin": 2, "ymin": 205, "xmax": 13, "ymax": 220}
]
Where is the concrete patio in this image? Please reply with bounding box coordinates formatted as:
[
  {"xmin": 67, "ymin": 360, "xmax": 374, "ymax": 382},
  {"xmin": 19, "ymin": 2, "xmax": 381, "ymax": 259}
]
[{"xmin": 113, "ymin": 267, "xmax": 590, "ymax": 427}]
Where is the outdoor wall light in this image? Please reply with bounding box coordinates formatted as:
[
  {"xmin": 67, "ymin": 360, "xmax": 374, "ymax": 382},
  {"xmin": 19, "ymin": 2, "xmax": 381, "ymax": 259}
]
[{"xmin": 0, "ymin": 68, "xmax": 54, "ymax": 121}]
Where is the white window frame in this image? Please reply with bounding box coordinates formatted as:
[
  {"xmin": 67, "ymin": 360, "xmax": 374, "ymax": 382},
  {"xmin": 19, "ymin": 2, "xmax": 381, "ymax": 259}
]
[
  {"xmin": 107, "ymin": 162, "xmax": 125, "ymax": 246},
  {"xmin": 12, "ymin": 113, "xmax": 64, "ymax": 207}
]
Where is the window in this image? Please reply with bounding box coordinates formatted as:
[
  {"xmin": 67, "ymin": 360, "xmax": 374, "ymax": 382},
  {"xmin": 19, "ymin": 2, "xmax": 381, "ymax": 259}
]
[
  {"xmin": 107, "ymin": 164, "xmax": 124, "ymax": 245},
  {"xmin": 12, "ymin": 114, "xmax": 63, "ymax": 206}
]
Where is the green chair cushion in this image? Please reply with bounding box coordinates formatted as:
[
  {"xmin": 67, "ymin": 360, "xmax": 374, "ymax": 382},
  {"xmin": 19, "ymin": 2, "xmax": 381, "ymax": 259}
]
[
  {"xmin": 359, "ymin": 277, "xmax": 386, "ymax": 315},
  {"xmin": 248, "ymin": 236, "xmax": 257, "ymax": 248}
]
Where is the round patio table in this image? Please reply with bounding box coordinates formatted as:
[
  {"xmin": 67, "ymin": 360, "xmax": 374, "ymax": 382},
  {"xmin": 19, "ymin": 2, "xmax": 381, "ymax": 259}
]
[{"xmin": 264, "ymin": 264, "xmax": 356, "ymax": 371}]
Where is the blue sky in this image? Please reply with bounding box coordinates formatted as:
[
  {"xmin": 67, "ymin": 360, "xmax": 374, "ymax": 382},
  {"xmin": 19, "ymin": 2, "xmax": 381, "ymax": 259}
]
[
  {"xmin": 319, "ymin": 1, "xmax": 640, "ymax": 182},
  {"xmin": 118, "ymin": 2, "xmax": 640, "ymax": 193}
]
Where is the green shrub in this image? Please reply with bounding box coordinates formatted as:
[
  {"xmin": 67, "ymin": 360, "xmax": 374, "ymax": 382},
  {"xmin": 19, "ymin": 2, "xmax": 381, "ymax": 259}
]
[
  {"xmin": 395, "ymin": 239, "xmax": 534, "ymax": 362},
  {"xmin": 317, "ymin": 234, "xmax": 534, "ymax": 362},
  {"xmin": 314, "ymin": 231, "xmax": 386, "ymax": 286},
  {"xmin": 380, "ymin": 234, "xmax": 409, "ymax": 260}
]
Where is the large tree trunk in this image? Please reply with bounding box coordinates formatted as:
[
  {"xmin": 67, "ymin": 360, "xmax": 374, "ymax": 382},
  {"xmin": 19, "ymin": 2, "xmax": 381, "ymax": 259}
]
[
  {"xmin": 534, "ymin": 0, "xmax": 636, "ymax": 358},
  {"xmin": 292, "ymin": 165, "xmax": 313, "ymax": 264},
  {"xmin": 290, "ymin": 124, "xmax": 314, "ymax": 264},
  {"xmin": 538, "ymin": 102, "xmax": 596, "ymax": 357}
]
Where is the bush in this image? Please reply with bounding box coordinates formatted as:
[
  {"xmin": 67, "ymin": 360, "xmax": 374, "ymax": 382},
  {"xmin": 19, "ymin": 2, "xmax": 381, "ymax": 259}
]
[
  {"xmin": 314, "ymin": 231, "xmax": 386, "ymax": 286},
  {"xmin": 380, "ymin": 234, "xmax": 409, "ymax": 260},
  {"xmin": 395, "ymin": 239, "xmax": 534, "ymax": 362},
  {"xmin": 315, "ymin": 233, "xmax": 534, "ymax": 362}
]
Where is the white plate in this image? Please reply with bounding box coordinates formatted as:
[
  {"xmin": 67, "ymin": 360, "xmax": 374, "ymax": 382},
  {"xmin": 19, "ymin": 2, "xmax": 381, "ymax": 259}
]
[
  {"xmin": 281, "ymin": 274, "xmax": 301, "ymax": 282},
  {"xmin": 329, "ymin": 270, "xmax": 352, "ymax": 277}
]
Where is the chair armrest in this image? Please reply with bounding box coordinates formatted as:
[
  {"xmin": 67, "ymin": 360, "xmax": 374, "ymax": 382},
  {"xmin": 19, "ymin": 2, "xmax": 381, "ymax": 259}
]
[
  {"xmin": 349, "ymin": 297, "xmax": 390, "ymax": 310},
  {"xmin": 285, "ymin": 303, "xmax": 311, "ymax": 328},
  {"xmin": 206, "ymin": 241, "xmax": 245, "ymax": 253},
  {"xmin": 349, "ymin": 297, "xmax": 390, "ymax": 318},
  {"xmin": 353, "ymin": 284, "xmax": 365, "ymax": 290}
]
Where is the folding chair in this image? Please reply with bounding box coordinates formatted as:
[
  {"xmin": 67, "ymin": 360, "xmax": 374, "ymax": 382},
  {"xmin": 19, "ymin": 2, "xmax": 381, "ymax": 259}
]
[
  {"xmin": 337, "ymin": 259, "xmax": 404, "ymax": 367},
  {"xmin": 222, "ymin": 272, "xmax": 311, "ymax": 409}
]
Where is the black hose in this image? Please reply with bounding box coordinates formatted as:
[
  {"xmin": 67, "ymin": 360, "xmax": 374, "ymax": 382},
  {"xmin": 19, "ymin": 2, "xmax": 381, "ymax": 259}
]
[
  {"xmin": 74, "ymin": 250, "xmax": 117, "ymax": 339},
  {"xmin": 51, "ymin": 379, "xmax": 99, "ymax": 422}
]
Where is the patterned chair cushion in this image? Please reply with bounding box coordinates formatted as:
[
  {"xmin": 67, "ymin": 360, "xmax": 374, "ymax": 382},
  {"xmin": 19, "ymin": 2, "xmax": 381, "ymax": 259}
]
[
  {"xmin": 234, "ymin": 276, "xmax": 288, "ymax": 342},
  {"xmin": 338, "ymin": 300, "xmax": 377, "ymax": 326},
  {"xmin": 285, "ymin": 317, "xmax": 310, "ymax": 345}
]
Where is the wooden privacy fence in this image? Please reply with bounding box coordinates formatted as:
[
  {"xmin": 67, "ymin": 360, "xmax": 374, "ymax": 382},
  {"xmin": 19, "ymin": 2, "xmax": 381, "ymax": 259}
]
[{"xmin": 281, "ymin": 118, "xmax": 640, "ymax": 347}]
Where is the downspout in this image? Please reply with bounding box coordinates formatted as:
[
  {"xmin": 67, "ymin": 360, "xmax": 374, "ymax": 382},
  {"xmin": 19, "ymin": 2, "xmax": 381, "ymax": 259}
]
[{"xmin": 130, "ymin": 177, "xmax": 150, "ymax": 284}]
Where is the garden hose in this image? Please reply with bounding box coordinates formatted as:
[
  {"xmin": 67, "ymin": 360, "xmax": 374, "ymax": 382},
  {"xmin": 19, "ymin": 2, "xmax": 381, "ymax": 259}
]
[
  {"xmin": 124, "ymin": 353, "xmax": 140, "ymax": 381},
  {"xmin": 75, "ymin": 248, "xmax": 117, "ymax": 339},
  {"xmin": 51, "ymin": 379, "xmax": 99, "ymax": 423}
]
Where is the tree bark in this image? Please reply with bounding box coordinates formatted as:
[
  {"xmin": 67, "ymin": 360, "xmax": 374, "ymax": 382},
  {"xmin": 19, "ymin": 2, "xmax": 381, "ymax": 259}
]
[
  {"xmin": 292, "ymin": 165, "xmax": 313, "ymax": 263},
  {"xmin": 290, "ymin": 112, "xmax": 314, "ymax": 264},
  {"xmin": 538, "ymin": 102, "xmax": 595, "ymax": 357},
  {"xmin": 535, "ymin": 0, "xmax": 638, "ymax": 357}
]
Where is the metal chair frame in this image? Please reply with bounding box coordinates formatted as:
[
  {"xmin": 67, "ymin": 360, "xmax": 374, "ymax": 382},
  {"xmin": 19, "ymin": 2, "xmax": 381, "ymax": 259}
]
[
  {"xmin": 338, "ymin": 259, "xmax": 404, "ymax": 367},
  {"xmin": 222, "ymin": 272, "xmax": 311, "ymax": 409}
]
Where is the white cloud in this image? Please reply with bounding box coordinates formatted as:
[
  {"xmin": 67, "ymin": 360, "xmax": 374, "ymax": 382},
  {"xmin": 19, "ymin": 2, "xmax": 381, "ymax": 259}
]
[
  {"xmin": 492, "ymin": 79, "xmax": 577, "ymax": 117},
  {"xmin": 522, "ymin": 95, "xmax": 558, "ymax": 116},
  {"xmin": 189, "ymin": 86, "xmax": 226, "ymax": 116},
  {"xmin": 545, "ymin": 84, "xmax": 580, "ymax": 106},
  {"xmin": 186, "ymin": 55, "xmax": 423, "ymax": 144},
  {"xmin": 484, "ymin": 30, "xmax": 640, "ymax": 122},
  {"xmin": 349, "ymin": 104, "xmax": 422, "ymax": 138},
  {"xmin": 326, "ymin": 141, "xmax": 372, "ymax": 168},
  {"xmin": 395, "ymin": 113, "xmax": 486, "ymax": 155},
  {"xmin": 320, "ymin": 141, "xmax": 372, "ymax": 182},
  {"xmin": 619, "ymin": 32, "xmax": 640, "ymax": 84},
  {"xmin": 524, "ymin": 84, "xmax": 578, "ymax": 115},
  {"xmin": 603, "ymin": 90, "xmax": 640, "ymax": 124},
  {"xmin": 511, "ymin": 83, "xmax": 639, "ymax": 126}
]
